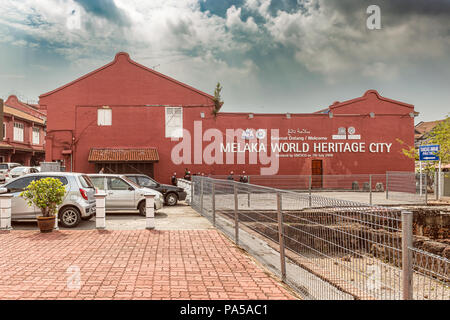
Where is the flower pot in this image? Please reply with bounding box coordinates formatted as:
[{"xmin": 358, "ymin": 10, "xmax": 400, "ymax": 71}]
[{"xmin": 37, "ymin": 216, "xmax": 56, "ymax": 233}]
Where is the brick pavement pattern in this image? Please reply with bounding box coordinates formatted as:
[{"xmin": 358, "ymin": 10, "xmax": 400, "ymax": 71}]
[{"xmin": 0, "ymin": 230, "xmax": 296, "ymax": 300}]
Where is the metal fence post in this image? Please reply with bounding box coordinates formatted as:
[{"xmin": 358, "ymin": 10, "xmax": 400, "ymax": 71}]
[
  {"xmin": 386, "ymin": 172, "xmax": 389, "ymax": 200},
  {"xmin": 0, "ymin": 194, "xmax": 13, "ymax": 231},
  {"xmin": 401, "ymin": 210, "xmax": 413, "ymax": 300},
  {"xmin": 369, "ymin": 174, "xmax": 373, "ymax": 206},
  {"xmin": 94, "ymin": 192, "xmax": 106, "ymax": 230},
  {"xmin": 191, "ymin": 179, "xmax": 194, "ymax": 206},
  {"xmin": 145, "ymin": 193, "xmax": 155, "ymax": 230},
  {"xmin": 424, "ymin": 174, "xmax": 428, "ymax": 205},
  {"xmin": 200, "ymin": 178, "xmax": 204, "ymax": 215},
  {"xmin": 277, "ymin": 192, "xmax": 286, "ymax": 282},
  {"xmin": 435, "ymin": 171, "xmax": 439, "ymax": 201},
  {"xmin": 308, "ymin": 175, "xmax": 312, "ymax": 207},
  {"xmin": 234, "ymin": 183, "xmax": 239, "ymax": 245},
  {"xmin": 212, "ymin": 182, "xmax": 216, "ymax": 227},
  {"xmin": 247, "ymin": 176, "xmax": 251, "ymax": 208}
]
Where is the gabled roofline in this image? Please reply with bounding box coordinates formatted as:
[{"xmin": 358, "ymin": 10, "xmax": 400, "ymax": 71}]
[
  {"xmin": 328, "ymin": 90, "xmax": 415, "ymax": 111},
  {"xmin": 5, "ymin": 95, "xmax": 47, "ymax": 118},
  {"xmin": 39, "ymin": 52, "xmax": 215, "ymax": 101}
]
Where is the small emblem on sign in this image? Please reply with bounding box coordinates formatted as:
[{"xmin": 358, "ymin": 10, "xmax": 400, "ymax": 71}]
[
  {"xmin": 348, "ymin": 127, "xmax": 356, "ymax": 135},
  {"xmin": 241, "ymin": 129, "xmax": 255, "ymax": 140},
  {"xmin": 255, "ymin": 129, "xmax": 266, "ymax": 140}
]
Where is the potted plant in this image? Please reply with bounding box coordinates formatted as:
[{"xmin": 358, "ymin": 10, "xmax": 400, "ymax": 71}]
[{"xmin": 21, "ymin": 177, "xmax": 66, "ymax": 233}]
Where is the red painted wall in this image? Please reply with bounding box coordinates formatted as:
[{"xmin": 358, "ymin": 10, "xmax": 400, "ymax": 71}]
[{"xmin": 39, "ymin": 53, "xmax": 415, "ymax": 184}]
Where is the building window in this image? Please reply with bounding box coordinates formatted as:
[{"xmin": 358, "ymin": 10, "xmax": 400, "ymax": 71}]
[
  {"xmin": 2, "ymin": 123, "xmax": 5, "ymax": 140},
  {"xmin": 32, "ymin": 127, "xmax": 40, "ymax": 145},
  {"xmin": 98, "ymin": 108, "xmax": 112, "ymax": 126},
  {"xmin": 165, "ymin": 107, "xmax": 183, "ymax": 138},
  {"xmin": 13, "ymin": 122, "xmax": 24, "ymax": 142}
]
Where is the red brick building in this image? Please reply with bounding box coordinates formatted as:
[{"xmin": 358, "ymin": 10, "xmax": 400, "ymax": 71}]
[
  {"xmin": 0, "ymin": 95, "xmax": 46, "ymax": 165},
  {"xmin": 39, "ymin": 52, "xmax": 416, "ymax": 184}
]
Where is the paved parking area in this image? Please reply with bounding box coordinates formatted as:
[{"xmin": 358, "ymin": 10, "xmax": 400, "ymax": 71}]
[
  {"xmin": 11, "ymin": 202, "xmax": 214, "ymax": 231},
  {"xmin": 0, "ymin": 229, "xmax": 296, "ymax": 300}
]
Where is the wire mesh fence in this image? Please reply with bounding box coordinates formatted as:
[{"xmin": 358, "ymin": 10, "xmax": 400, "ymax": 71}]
[
  {"xmin": 190, "ymin": 176, "xmax": 449, "ymax": 300},
  {"xmin": 210, "ymin": 172, "xmax": 435, "ymax": 205}
]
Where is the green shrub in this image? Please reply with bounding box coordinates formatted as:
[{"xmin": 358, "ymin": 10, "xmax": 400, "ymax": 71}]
[{"xmin": 20, "ymin": 178, "xmax": 66, "ymax": 217}]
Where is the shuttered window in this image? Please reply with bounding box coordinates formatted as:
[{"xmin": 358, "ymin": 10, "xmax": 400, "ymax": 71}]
[
  {"xmin": 165, "ymin": 107, "xmax": 183, "ymax": 138},
  {"xmin": 13, "ymin": 122, "xmax": 24, "ymax": 142},
  {"xmin": 32, "ymin": 127, "xmax": 40, "ymax": 144},
  {"xmin": 98, "ymin": 108, "xmax": 112, "ymax": 126}
]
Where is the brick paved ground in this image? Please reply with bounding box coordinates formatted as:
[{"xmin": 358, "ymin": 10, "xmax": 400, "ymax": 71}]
[{"xmin": 0, "ymin": 230, "xmax": 296, "ymax": 300}]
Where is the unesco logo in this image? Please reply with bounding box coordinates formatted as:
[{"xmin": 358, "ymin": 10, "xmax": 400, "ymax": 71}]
[
  {"xmin": 241, "ymin": 129, "xmax": 266, "ymax": 140},
  {"xmin": 333, "ymin": 127, "xmax": 361, "ymax": 140}
]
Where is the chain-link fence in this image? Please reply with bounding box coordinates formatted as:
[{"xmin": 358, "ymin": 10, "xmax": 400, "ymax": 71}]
[
  {"xmin": 190, "ymin": 176, "xmax": 449, "ymax": 300},
  {"xmin": 211, "ymin": 172, "xmax": 438, "ymax": 205}
]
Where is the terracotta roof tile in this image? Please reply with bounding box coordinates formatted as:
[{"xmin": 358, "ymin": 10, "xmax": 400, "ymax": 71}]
[{"xmin": 88, "ymin": 148, "xmax": 159, "ymax": 162}]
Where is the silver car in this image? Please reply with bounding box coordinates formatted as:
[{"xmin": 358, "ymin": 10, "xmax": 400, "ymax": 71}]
[
  {"xmin": 0, "ymin": 162, "xmax": 22, "ymax": 183},
  {"xmin": 88, "ymin": 174, "xmax": 164, "ymax": 215},
  {"xmin": 5, "ymin": 166, "xmax": 40, "ymax": 182},
  {"xmin": 0, "ymin": 172, "xmax": 96, "ymax": 228}
]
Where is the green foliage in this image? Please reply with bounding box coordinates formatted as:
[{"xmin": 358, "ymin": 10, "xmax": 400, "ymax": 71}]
[
  {"xmin": 428, "ymin": 116, "xmax": 450, "ymax": 164},
  {"xmin": 20, "ymin": 178, "xmax": 66, "ymax": 217},
  {"xmin": 398, "ymin": 115, "xmax": 450, "ymax": 172},
  {"xmin": 212, "ymin": 82, "xmax": 223, "ymax": 116}
]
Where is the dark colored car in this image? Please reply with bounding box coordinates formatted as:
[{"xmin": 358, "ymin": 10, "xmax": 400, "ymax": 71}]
[{"xmin": 124, "ymin": 174, "xmax": 187, "ymax": 206}]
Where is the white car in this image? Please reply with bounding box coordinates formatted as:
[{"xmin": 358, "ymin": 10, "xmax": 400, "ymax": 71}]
[
  {"xmin": 0, "ymin": 162, "xmax": 22, "ymax": 183},
  {"xmin": 88, "ymin": 174, "xmax": 164, "ymax": 215},
  {"xmin": 5, "ymin": 166, "xmax": 39, "ymax": 182}
]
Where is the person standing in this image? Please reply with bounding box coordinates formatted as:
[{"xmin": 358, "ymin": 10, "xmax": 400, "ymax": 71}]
[
  {"xmin": 99, "ymin": 167, "xmax": 105, "ymax": 174},
  {"xmin": 184, "ymin": 168, "xmax": 191, "ymax": 181},
  {"xmin": 239, "ymin": 171, "xmax": 248, "ymax": 183},
  {"xmin": 171, "ymin": 172, "xmax": 178, "ymax": 186},
  {"xmin": 227, "ymin": 171, "xmax": 234, "ymax": 181}
]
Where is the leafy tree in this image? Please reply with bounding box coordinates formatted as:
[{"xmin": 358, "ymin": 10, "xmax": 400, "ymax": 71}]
[
  {"xmin": 398, "ymin": 115, "xmax": 450, "ymax": 173},
  {"xmin": 20, "ymin": 178, "xmax": 66, "ymax": 217},
  {"xmin": 212, "ymin": 82, "xmax": 223, "ymax": 116},
  {"xmin": 428, "ymin": 116, "xmax": 450, "ymax": 164}
]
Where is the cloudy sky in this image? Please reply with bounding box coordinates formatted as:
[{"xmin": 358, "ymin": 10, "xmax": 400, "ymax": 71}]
[{"xmin": 0, "ymin": 0, "xmax": 449, "ymax": 122}]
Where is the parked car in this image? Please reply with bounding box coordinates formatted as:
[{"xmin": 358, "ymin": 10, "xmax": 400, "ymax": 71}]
[
  {"xmin": 87, "ymin": 174, "xmax": 164, "ymax": 214},
  {"xmin": 5, "ymin": 166, "xmax": 40, "ymax": 182},
  {"xmin": 124, "ymin": 174, "xmax": 187, "ymax": 206},
  {"xmin": 0, "ymin": 172, "xmax": 96, "ymax": 228},
  {"xmin": 0, "ymin": 163, "xmax": 22, "ymax": 183}
]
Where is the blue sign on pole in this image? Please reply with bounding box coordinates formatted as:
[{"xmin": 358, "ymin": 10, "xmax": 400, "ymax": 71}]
[{"xmin": 419, "ymin": 145, "xmax": 440, "ymax": 161}]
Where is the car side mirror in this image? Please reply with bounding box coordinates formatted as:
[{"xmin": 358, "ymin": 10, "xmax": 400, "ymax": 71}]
[
  {"xmin": 128, "ymin": 186, "xmax": 134, "ymax": 191},
  {"xmin": 0, "ymin": 187, "xmax": 9, "ymax": 194},
  {"xmin": 155, "ymin": 183, "xmax": 160, "ymax": 188}
]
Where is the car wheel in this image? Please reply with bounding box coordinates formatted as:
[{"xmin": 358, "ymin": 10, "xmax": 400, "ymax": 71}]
[
  {"xmin": 165, "ymin": 193, "xmax": 178, "ymax": 206},
  {"xmin": 59, "ymin": 206, "xmax": 81, "ymax": 228},
  {"xmin": 138, "ymin": 201, "xmax": 146, "ymax": 216}
]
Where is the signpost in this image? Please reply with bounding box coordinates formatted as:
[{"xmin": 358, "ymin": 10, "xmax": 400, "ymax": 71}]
[{"xmin": 419, "ymin": 145, "xmax": 441, "ymax": 200}]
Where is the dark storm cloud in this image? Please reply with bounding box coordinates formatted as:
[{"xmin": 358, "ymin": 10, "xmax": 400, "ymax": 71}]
[{"xmin": 74, "ymin": 0, "xmax": 129, "ymax": 26}]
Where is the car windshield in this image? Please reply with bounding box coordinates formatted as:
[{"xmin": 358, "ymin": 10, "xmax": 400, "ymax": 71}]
[
  {"xmin": 10, "ymin": 167, "xmax": 27, "ymax": 174},
  {"xmin": 121, "ymin": 176, "xmax": 141, "ymax": 188}
]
